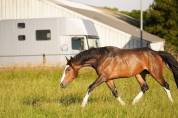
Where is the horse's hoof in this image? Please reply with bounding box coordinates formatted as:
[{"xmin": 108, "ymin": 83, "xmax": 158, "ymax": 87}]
[
  {"xmin": 81, "ymin": 103, "xmax": 87, "ymax": 107},
  {"xmin": 117, "ymin": 97, "xmax": 126, "ymax": 106}
]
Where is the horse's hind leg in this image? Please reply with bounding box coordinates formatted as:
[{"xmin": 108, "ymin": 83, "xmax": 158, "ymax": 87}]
[
  {"xmin": 150, "ymin": 71, "xmax": 173, "ymax": 103},
  {"xmin": 132, "ymin": 74, "xmax": 149, "ymax": 105},
  {"xmin": 149, "ymin": 56, "xmax": 173, "ymax": 103},
  {"xmin": 162, "ymin": 79, "xmax": 173, "ymax": 103},
  {"xmin": 106, "ymin": 80, "xmax": 125, "ymax": 105}
]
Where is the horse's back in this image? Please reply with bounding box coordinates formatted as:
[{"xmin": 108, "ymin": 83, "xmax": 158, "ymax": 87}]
[
  {"xmin": 98, "ymin": 47, "xmax": 162, "ymax": 78},
  {"xmin": 104, "ymin": 46, "xmax": 152, "ymax": 57}
]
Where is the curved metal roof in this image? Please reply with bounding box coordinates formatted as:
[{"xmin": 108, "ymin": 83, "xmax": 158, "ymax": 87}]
[{"xmin": 49, "ymin": 0, "xmax": 164, "ymax": 43}]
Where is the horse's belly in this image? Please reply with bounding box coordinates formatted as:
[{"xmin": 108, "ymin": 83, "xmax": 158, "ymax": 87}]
[
  {"xmin": 109, "ymin": 64, "xmax": 144, "ymax": 78},
  {"xmin": 99, "ymin": 56, "xmax": 146, "ymax": 79}
]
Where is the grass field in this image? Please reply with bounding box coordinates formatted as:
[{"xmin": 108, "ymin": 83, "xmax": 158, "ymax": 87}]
[{"xmin": 0, "ymin": 66, "xmax": 178, "ymax": 118}]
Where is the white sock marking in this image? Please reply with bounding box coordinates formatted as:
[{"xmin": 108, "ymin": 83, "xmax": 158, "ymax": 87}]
[
  {"xmin": 60, "ymin": 65, "xmax": 69, "ymax": 83},
  {"xmin": 117, "ymin": 97, "xmax": 126, "ymax": 106},
  {"xmin": 163, "ymin": 87, "xmax": 173, "ymax": 103},
  {"xmin": 81, "ymin": 91, "xmax": 90, "ymax": 107},
  {"xmin": 132, "ymin": 91, "xmax": 144, "ymax": 105}
]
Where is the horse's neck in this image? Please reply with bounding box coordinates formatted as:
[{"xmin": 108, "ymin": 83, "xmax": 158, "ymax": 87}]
[
  {"xmin": 86, "ymin": 58, "xmax": 98, "ymax": 65},
  {"xmin": 75, "ymin": 48, "xmax": 104, "ymax": 68},
  {"xmin": 79, "ymin": 57, "xmax": 98, "ymax": 68}
]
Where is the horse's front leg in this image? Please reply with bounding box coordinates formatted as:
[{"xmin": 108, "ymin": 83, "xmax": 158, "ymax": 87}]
[
  {"xmin": 106, "ymin": 80, "xmax": 125, "ymax": 105},
  {"xmin": 81, "ymin": 75, "xmax": 106, "ymax": 107},
  {"xmin": 132, "ymin": 74, "xmax": 149, "ymax": 105}
]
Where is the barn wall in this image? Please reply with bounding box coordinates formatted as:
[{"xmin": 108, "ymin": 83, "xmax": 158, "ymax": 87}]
[{"xmin": 0, "ymin": 0, "xmax": 75, "ymax": 19}]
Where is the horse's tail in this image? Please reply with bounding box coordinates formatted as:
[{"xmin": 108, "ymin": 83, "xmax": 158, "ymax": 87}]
[{"xmin": 159, "ymin": 51, "xmax": 178, "ymax": 88}]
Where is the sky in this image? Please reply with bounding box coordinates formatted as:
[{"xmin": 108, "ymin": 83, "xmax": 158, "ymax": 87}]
[{"xmin": 69, "ymin": 0, "xmax": 154, "ymax": 11}]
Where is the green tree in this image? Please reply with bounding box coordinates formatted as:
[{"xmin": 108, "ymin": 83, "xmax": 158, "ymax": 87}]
[
  {"xmin": 121, "ymin": 10, "xmax": 140, "ymax": 19},
  {"xmin": 144, "ymin": 0, "xmax": 178, "ymax": 51}
]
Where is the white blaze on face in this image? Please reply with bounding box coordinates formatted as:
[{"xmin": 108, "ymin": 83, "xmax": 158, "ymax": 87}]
[{"xmin": 60, "ymin": 65, "xmax": 69, "ymax": 83}]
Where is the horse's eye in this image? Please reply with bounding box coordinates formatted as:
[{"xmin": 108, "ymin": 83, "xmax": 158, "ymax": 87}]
[{"xmin": 66, "ymin": 68, "xmax": 71, "ymax": 71}]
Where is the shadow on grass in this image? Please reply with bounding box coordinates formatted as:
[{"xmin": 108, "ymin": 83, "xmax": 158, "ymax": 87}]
[
  {"xmin": 22, "ymin": 96, "xmax": 45, "ymax": 107},
  {"xmin": 58, "ymin": 94, "xmax": 112, "ymax": 106},
  {"xmin": 22, "ymin": 94, "xmax": 85, "ymax": 107},
  {"xmin": 59, "ymin": 94, "xmax": 83, "ymax": 106},
  {"xmin": 22, "ymin": 94, "xmax": 114, "ymax": 107}
]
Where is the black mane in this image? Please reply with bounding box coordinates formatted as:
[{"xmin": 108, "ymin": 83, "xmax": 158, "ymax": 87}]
[{"xmin": 70, "ymin": 47, "xmax": 110, "ymax": 65}]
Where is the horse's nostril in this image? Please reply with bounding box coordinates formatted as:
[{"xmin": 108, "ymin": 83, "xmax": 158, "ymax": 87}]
[{"xmin": 60, "ymin": 83, "xmax": 64, "ymax": 88}]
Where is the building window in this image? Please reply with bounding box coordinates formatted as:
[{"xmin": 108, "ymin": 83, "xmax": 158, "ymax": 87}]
[
  {"xmin": 71, "ymin": 37, "xmax": 84, "ymax": 50},
  {"xmin": 18, "ymin": 35, "xmax": 26, "ymax": 41},
  {"xmin": 36, "ymin": 30, "xmax": 51, "ymax": 41},
  {"xmin": 17, "ymin": 23, "xmax": 25, "ymax": 28}
]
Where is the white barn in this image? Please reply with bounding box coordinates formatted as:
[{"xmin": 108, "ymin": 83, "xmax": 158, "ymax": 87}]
[{"xmin": 0, "ymin": 0, "xmax": 164, "ymax": 66}]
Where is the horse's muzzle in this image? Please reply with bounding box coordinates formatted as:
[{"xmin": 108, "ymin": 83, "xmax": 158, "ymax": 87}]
[{"xmin": 60, "ymin": 83, "xmax": 65, "ymax": 88}]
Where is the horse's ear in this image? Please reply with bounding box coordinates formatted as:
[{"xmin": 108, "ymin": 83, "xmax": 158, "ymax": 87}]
[{"xmin": 65, "ymin": 56, "xmax": 69, "ymax": 62}]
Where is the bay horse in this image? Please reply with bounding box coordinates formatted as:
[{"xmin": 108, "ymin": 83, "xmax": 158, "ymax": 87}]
[{"xmin": 60, "ymin": 46, "xmax": 178, "ymax": 107}]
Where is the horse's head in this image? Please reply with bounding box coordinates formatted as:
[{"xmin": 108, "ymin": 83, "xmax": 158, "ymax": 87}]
[{"xmin": 60, "ymin": 56, "xmax": 80, "ymax": 88}]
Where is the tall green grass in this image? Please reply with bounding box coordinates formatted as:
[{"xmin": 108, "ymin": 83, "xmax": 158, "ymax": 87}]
[{"xmin": 0, "ymin": 67, "xmax": 177, "ymax": 118}]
